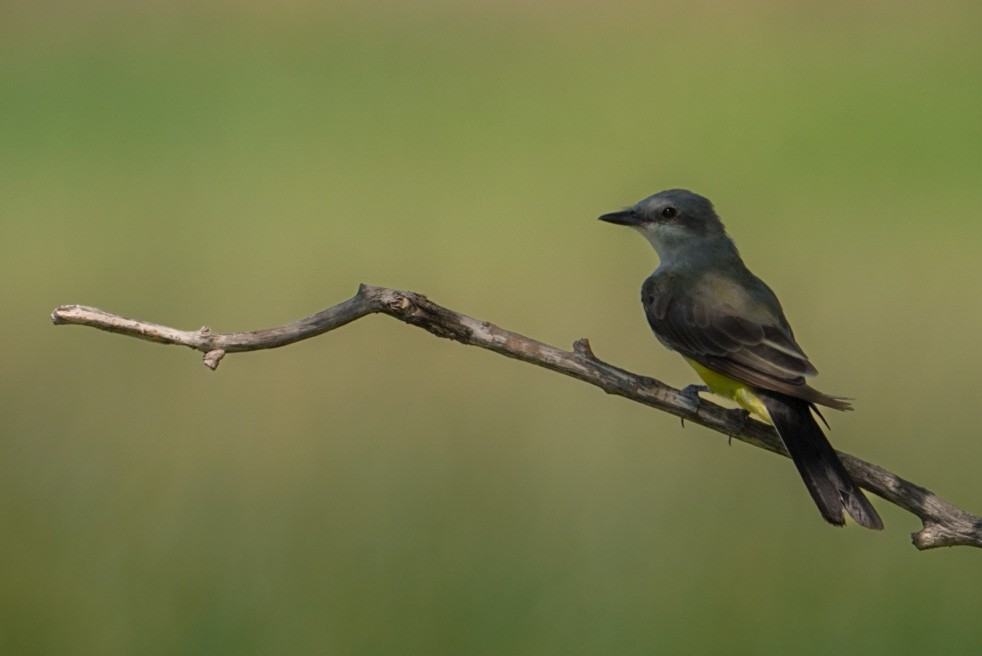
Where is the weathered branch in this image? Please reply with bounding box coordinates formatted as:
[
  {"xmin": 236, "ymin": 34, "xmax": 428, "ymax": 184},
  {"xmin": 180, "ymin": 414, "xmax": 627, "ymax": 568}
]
[{"xmin": 51, "ymin": 283, "xmax": 982, "ymax": 550}]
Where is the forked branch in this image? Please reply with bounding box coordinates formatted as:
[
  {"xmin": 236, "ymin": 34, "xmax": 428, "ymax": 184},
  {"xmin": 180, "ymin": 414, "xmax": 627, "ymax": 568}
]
[{"xmin": 51, "ymin": 283, "xmax": 982, "ymax": 550}]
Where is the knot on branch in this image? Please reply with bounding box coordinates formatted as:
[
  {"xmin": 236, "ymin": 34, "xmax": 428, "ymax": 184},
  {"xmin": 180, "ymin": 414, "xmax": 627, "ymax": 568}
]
[
  {"xmin": 378, "ymin": 289, "xmax": 473, "ymax": 342},
  {"xmin": 385, "ymin": 293, "xmax": 413, "ymax": 313},
  {"xmin": 572, "ymin": 338, "xmax": 597, "ymax": 359},
  {"xmin": 203, "ymin": 349, "xmax": 226, "ymax": 370}
]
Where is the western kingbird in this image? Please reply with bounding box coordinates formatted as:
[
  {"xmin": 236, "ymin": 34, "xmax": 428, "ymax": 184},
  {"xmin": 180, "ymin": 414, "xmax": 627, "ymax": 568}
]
[{"xmin": 599, "ymin": 189, "xmax": 882, "ymax": 529}]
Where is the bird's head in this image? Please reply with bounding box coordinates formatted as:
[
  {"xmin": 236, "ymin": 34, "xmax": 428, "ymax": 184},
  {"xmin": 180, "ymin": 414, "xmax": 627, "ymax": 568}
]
[{"xmin": 599, "ymin": 189, "xmax": 734, "ymax": 267}]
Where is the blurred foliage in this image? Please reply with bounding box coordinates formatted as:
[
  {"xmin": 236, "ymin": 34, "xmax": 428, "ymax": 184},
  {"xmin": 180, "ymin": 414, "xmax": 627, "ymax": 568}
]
[{"xmin": 3, "ymin": 1, "xmax": 982, "ymax": 654}]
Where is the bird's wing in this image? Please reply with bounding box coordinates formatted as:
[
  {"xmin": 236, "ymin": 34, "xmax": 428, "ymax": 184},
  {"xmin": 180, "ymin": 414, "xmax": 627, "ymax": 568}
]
[{"xmin": 642, "ymin": 272, "xmax": 851, "ymax": 410}]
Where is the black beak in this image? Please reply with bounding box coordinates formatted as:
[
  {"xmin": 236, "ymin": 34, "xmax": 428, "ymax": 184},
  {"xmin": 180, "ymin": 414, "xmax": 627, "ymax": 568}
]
[{"xmin": 598, "ymin": 208, "xmax": 640, "ymax": 226}]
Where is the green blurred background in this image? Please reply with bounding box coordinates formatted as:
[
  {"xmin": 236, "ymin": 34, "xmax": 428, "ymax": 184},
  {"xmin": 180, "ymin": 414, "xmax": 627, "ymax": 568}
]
[{"xmin": 4, "ymin": 1, "xmax": 982, "ymax": 653}]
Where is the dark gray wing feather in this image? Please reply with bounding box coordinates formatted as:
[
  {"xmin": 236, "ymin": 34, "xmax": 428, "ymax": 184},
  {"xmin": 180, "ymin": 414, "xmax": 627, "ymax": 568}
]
[{"xmin": 642, "ymin": 273, "xmax": 850, "ymax": 411}]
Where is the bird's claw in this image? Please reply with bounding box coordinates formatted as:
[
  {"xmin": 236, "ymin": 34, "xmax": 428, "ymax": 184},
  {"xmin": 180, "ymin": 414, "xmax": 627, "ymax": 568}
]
[
  {"xmin": 679, "ymin": 384, "xmax": 708, "ymax": 427},
  {"xmin": 680, "ymin": 384, "xmax": 709, "ymax": 403}
]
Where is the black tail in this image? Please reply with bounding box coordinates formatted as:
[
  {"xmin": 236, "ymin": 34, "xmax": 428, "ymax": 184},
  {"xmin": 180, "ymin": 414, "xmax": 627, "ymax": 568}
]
[{"xmin": 757, "ymin": 391, "xmax": 883, "ymax": 530}]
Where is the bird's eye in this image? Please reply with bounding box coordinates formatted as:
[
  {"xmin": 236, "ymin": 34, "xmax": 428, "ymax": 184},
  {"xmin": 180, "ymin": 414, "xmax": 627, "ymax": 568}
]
[{"xmin": 660, "ymin": 206, "xmax": 677, "ymax": 219}]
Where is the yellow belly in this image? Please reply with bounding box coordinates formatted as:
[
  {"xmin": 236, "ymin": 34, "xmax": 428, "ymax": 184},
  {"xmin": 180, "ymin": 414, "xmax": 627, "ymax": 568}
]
[{"xmin": 683, "ymin": 358, "xmax": 772, "ymax": 424}]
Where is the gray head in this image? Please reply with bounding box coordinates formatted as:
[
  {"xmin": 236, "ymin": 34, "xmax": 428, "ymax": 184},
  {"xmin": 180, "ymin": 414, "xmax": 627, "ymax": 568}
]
[{"xmin": 599, "ymin": 189, "xmax": 739, "ymax": 268}]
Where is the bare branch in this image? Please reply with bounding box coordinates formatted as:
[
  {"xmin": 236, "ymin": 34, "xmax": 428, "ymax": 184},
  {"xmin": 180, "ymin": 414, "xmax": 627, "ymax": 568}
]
[{"xmin": 51, "ymin": 283, "xmax": 982, "ymax": 550}]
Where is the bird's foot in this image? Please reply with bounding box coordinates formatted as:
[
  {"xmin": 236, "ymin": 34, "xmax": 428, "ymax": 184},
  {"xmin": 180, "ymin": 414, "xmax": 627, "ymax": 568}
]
[
  {"xmin": 680, "ymin": 384, "xmax": 709, "ymax": 403},
  {"xmin": 678, "ymin": 384, "xmax": 709, "ymax": 427}
]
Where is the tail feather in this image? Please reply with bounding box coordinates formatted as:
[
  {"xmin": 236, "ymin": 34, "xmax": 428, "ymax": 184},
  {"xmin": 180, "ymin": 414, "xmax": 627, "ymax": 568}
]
[{"xmin": 757, "ymin": 391, "xmax": 883, "ymax": 530}]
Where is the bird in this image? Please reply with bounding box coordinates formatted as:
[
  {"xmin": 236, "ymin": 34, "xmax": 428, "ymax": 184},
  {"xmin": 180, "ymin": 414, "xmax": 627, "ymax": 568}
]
[{"xmin": 599, "ymin": 188, "xmax": 883, "ymax": 529}]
